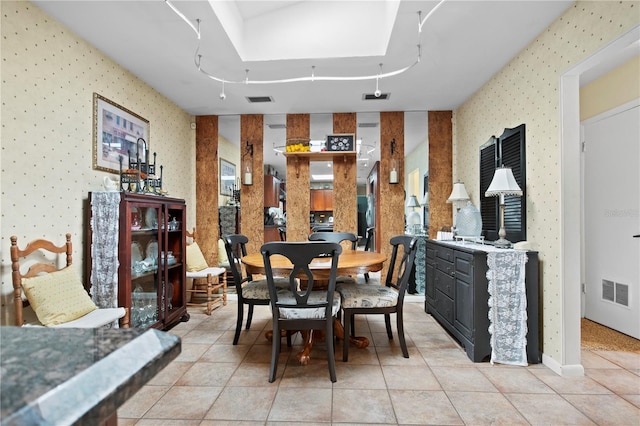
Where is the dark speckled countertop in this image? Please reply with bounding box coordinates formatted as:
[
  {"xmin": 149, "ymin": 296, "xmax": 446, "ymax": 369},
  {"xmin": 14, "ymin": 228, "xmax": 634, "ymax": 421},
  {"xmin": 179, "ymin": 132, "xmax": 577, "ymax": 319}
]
[{"xmin": 0, "ymin": 326, "xmax": 181, "ymax": 425}]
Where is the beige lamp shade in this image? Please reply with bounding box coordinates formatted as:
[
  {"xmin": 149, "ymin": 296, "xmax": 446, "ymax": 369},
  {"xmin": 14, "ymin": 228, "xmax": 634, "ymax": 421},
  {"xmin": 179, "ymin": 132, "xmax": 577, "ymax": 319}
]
[
  {"xmin": 485, "ymin": 166, "xmax": 522, "ymax": 197},
  {"xmin": 406, "ymin": 195, "xmax": 420, "ymax": 208},
  {"xmin": 447, "ymin": 182, "xmax": 470, "ymax": 203}
]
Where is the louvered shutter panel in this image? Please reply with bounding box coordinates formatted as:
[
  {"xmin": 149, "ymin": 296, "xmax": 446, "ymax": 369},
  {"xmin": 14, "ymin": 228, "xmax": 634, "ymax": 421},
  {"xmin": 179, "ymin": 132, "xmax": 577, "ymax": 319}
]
[
  {"xmin": 479, "ymin": 137, "xmax": 498, "ymax": 240},
  {"xmin": 498, "ymin": 124, "xmax": 526, "ymax": 243}
]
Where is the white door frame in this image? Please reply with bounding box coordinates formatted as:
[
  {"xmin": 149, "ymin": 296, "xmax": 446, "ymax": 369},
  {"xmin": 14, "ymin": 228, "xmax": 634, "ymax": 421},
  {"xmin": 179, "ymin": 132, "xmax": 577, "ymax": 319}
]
[{"xmin": 558, "ymin": 25, "xmax": 640, "ymax": 376}]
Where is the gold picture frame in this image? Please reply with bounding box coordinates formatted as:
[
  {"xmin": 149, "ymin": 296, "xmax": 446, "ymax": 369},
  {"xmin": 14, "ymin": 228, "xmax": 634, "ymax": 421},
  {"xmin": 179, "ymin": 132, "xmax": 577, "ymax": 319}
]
[{"xmin": 93, "ymin": 93, "xmax": 149, "ymax": 174}]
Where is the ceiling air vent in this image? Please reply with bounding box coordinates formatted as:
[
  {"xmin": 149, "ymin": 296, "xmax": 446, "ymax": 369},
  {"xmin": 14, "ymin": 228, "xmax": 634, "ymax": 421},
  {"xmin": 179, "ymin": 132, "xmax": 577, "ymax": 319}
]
[
  {"xmin": 358, "ymin": 122, "xmax": 378, "ymax": 128},
  {"xmin": 362, "ymin": 93, "xmax": 390, "ymax": 100},
  {"xmin": 268, "ymin": 124, "xmax": 286, "ymax": 129},
  {"xmin": 246, "ymin": 96, "xmax": 274, "ymax": 103}
]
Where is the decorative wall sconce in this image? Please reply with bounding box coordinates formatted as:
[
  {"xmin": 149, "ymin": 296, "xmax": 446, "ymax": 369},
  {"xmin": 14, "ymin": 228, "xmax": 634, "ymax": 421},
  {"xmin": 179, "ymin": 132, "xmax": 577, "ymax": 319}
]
[
  {"xmin": 390, "ymin": 138, "xmax": 399, "ymax": 184},
  {"xmin": 243, "ymin": 140, "xmax": 253, "ymax": 186}
]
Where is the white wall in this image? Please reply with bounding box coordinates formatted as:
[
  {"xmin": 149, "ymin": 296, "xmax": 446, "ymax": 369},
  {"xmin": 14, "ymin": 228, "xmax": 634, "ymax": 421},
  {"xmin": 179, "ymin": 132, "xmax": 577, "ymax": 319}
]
[{"xmin": 0, "ymin": 2, "xmax": 195, "ymax": 324}]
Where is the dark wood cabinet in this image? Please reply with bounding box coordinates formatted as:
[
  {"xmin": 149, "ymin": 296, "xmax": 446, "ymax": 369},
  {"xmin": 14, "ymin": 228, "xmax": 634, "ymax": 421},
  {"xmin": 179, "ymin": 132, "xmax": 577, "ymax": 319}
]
[
  {"xmin": 264, "ymin": 175, "xmax": 281, "ymax": 207},
  {"xmin": 425, "ymin": 240, "xmax": 540, "ymax": 363},
  {"xmin": 117, "ymin": 193, "xmax": 188, "ymax": 330},
  {"xmin": 264, "ymin": 226, "xmax": 280, "ymax": 243},
  {"xmin": 310, "ymin": 189, "xmax": 333, "ymax": 211}
]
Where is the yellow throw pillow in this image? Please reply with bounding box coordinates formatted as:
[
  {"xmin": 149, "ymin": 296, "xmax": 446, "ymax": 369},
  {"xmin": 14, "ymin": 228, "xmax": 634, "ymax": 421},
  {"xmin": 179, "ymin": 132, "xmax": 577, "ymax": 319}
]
[
  {"xmin": 21, "ymin": 267, "xmax": 97, "ymax": 326},
  {"xmin": 186, "ymin": 241, "xmax": 209, "ymax": 272},
  {"xmin": 218, "ymin": 239, "xmax": 229, "ymax": 264}
]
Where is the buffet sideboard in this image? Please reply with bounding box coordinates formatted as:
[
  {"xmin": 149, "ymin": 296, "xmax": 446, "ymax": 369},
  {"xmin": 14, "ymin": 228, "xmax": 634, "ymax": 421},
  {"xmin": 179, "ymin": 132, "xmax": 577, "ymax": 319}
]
[{"xmin": 424, "ymin": 240, "xmax": 540, "ymax": 363}]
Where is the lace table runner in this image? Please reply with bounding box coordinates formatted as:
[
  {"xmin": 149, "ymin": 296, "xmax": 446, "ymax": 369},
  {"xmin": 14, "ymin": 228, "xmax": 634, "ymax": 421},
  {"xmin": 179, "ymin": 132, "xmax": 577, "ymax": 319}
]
[
  {"xmin": 486, "ymin": 250, "xmax": 528, "ymax": 366},
  {"xmin": 90, "ymin": 192, "xmax": 121, "ymax": 326}
]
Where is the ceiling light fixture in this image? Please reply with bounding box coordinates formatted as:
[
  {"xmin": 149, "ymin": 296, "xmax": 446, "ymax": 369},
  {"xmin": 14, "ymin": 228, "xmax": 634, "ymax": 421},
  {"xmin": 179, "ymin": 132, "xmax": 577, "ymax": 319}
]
[{"xmin": 164, "ymin": 0, "xmax": 446, "ymax": 90}]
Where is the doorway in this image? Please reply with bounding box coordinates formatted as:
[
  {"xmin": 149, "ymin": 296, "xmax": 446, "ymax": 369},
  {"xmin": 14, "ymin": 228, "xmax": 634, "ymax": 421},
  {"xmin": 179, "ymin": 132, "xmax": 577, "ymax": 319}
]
[
  {"xmin": 560, "ymin": 25, "xmax": 640, "ymax": 375},
  {"xmin": 582, "ymin": 102, "xmax": 639, "ymax": 339}
]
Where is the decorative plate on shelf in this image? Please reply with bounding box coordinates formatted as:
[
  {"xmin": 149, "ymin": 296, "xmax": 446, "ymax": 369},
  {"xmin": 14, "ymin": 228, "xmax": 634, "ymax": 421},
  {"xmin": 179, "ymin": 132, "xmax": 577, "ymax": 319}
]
[
  {"xmin": 145, "ymin": 208, "xmax": 158, "ymax": 229},
  {"xmin": 131, "ymin": 241, "xmax": 143, "ymax": 263},
  {"xmin": 146, "ymin": 240, "xmax": 158, "ymax": 263}
]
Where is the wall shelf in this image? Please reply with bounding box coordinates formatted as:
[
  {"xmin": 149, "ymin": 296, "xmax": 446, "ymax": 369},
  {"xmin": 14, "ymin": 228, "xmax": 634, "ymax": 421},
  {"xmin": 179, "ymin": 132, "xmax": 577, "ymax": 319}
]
[{"xmin": 283, "ymin": 151, "xmax": 356, "ymax": 177}]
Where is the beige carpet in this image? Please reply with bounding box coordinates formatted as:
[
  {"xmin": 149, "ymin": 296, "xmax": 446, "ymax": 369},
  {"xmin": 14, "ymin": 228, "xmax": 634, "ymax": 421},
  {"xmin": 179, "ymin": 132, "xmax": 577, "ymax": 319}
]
[{"xmin": 581, "ymin": 318, "xmax": 640, "ymax": 353}]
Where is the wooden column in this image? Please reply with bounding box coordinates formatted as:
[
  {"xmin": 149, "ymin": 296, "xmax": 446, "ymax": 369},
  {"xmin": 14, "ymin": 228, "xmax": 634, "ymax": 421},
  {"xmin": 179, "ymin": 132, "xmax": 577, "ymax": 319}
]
[
  {"xmin": 428, "ymin": 111, "xmax": 453, "ymax": 239},
  {"xmin": 240, "ymin": 115, "xmax": 264, "ymax": 255},
  {"xmin": 379, "ymin": 112, "xmax": 405, "ymax": 277},
  {"xmin": 285, "ymin": 114, "xmax": 310, "ymax": 242},
  {"xmin": 195, "ymin": 115, "xmax": 220, "ymax": 263},
  {"xmin": 332, "ymin": 113, "xmax": 357, "ymax": 236}
]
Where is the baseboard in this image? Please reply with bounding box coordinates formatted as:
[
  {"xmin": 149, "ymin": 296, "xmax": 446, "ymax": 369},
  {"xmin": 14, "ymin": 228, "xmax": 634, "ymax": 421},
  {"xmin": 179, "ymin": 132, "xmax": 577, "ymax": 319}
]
[{"xmin": 542, "ymin": 353, "xmax": 585, "ymax": 377}]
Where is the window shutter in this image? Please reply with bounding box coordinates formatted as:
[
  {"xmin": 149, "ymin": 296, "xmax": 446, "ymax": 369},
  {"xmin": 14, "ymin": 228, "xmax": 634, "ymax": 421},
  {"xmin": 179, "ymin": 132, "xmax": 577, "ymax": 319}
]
[
  {"xmin": 498, "ymin": 124, "xmax": 526, "ymax": 243},
  {"xmin": 479, "ymin": 124, "xmax": 526, "ymax": 244},
  {"xmin": 479, "ymin": 137, "xmax": 498, "ymax": 240}
]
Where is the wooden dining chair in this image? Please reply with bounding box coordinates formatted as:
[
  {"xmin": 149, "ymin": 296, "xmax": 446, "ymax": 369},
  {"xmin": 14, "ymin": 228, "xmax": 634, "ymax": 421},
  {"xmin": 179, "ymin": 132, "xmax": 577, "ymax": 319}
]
[
  {"xmin": 278, "ymin": 227, "xmax": 287, "ymax": 241},
  {"xmin": 261, "ymin": 241, "xmax": 343, "ymax": 382},
  {"xmin": 309, "ymin": 231, "xmax": 358, "ymax": 283},
  {"xmin": 223, "ymin": 234, "xmax": 289, "ymax": 345},
  {"xmin": 337, "ymin": 235, "xmax": 418, "ymax": 361},
  {"xmin": 10, "ymin": 234, "xmax": 128, "ymax": 328}
]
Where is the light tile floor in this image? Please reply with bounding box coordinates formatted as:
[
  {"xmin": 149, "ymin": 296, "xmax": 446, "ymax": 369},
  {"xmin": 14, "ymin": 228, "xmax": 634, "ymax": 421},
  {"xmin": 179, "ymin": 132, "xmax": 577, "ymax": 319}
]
[{"xmin": 119, "ymin": 291, "xmax": 640, "ymax": 425}]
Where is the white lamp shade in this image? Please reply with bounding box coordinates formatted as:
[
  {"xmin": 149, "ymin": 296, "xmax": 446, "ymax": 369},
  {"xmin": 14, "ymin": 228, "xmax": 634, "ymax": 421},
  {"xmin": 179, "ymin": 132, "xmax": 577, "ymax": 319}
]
[
  {"xmin": 406, "ymin": 195, "xmax": 420, "ymax": 208},
  {"xmin": 485, "ymin": 166, "xmax": 522, "ymax": 197},
  {"xmin": 447, "ymin": 182, "xmax": 470, "ymax": 203}
]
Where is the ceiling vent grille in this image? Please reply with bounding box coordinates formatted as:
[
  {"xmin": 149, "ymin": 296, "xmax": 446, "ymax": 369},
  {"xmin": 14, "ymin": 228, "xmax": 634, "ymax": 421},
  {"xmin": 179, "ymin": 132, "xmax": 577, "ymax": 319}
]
[
  {"xmin": 358, "ymin": 122, "xmax": 378, "ymax": 128},
  {"xmin": 268, "ymin": 124, "xmax": 286, "ymax": 129},
  {"xmin": 246, "ymin": 96, "xmax": 274, "ymax": 103},
  {"xmin": 363, "ymin": 93, "xmax": 390, "ymax": 100}
]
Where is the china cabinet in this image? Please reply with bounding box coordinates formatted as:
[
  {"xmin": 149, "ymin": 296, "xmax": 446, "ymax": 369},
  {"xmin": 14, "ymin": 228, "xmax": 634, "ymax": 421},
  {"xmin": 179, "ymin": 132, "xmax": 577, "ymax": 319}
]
[{"xmin": 89, "ymin": 192, "xmax": 188, "ymax": 330}]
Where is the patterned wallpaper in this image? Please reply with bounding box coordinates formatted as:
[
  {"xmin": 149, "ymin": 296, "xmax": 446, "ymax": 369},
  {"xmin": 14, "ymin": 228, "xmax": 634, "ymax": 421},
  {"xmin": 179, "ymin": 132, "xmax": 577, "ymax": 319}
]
[
  {"xmin": 454, "ymin": 1, "xmax": 639, "ymax": 360},
  {"xmin": 0, "ymin": 2, "xmax": 195, "ymax": 324}
]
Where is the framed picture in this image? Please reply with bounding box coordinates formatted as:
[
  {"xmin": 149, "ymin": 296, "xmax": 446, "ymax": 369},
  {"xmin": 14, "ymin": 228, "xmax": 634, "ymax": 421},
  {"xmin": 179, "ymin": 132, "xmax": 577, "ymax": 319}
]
[
  {"xmin": 220, "ymin": 158, "xmax": 236, "ymax": 196},
  {"xmin": 326, "ymin": 134, "xmax": 355, "ymax": 152},
  {"xmin": 93, "ymin": 93, "xmax": 149, "ymax": 174}
]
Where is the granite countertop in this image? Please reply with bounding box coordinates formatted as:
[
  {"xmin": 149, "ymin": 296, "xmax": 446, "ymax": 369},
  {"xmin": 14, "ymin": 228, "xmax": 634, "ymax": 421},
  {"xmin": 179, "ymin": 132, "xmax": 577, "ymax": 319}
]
[{"xmin": 0, "ymin": 327, "xmax": 181, "ymax": 425}]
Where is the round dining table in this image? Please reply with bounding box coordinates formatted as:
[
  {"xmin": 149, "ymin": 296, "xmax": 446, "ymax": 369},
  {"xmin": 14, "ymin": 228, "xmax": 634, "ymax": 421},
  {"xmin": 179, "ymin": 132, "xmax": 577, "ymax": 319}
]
[{"xmin": 242, "ymin": 249, "xmax": 387, "ymax": 365}]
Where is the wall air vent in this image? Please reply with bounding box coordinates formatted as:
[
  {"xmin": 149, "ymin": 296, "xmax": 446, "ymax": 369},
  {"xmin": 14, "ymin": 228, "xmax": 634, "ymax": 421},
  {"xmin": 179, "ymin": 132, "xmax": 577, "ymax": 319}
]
[
  {"xmin": 615, "ymin": 283, "xmax": 629, "ymax": 307},
  {"xmin": 246, "ymin": 96, "xmax": 274, "ymax": 103},
  {"xmin": 358, "ymin": 122, "xmax": 379, "ymax": 128},
  {"xmin": 602, "ymin": 279, "xmax": 615, "ymax": 302},
  {"xmin": 268, "ymin": 124, "xmax": 286, "ymax": 129},
  {"xmin": 362, "ymin": 93, "xmax": 390, "ymax": 100}
]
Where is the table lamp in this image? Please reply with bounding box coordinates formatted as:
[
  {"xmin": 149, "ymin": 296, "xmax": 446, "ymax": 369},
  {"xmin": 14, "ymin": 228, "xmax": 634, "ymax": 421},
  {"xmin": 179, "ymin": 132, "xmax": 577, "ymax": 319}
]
[
  {"xmin": 485, "ymin": 166, "xmax": 522, "ymax": 248},
  {"xmin": 406, "ymin": 195, "xmax": 421, "ymax": 234}
]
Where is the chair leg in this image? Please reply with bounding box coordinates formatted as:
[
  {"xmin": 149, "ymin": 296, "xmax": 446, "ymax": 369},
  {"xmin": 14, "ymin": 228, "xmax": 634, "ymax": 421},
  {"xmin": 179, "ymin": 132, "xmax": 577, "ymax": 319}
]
[
  {"xmin": 342, "ymin": 309, "xmax": 351, "ymax": 362},
  {"xmin": 233, "ymin": 302, "xmax": 244, "ymax": 345},
  {"xmin": 396, "ymin": 309, "xmax": 409, "ymax": 358},
  {"xmin": 269, "ymin": 322, "xmax": 281, "ymax": 383},
  {"xmin": 384, "ymin": 313, "xmax": 393, "ymax": 340},
  {"xmin": 246, "ymin": 304, "xmax": 254, "ymax": 329},
  {"xmin": 327, "ymin": 319, "xmax": 337, "ymax": 382}
]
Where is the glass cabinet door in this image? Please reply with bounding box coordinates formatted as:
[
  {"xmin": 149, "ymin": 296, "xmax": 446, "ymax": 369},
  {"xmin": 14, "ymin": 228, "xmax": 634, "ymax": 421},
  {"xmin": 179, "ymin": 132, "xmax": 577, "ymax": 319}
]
[{"xmin": 129, "ymin": 204, "xmax": 160, "ymax": 328}]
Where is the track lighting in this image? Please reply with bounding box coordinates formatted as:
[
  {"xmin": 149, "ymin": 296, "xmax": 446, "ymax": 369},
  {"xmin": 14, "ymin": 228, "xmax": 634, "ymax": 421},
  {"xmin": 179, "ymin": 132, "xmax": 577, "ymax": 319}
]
[
  {"xmin": 164, "ymin": 0, "xmax": 446, "ymax": 93},
  {"xmin": 219, "ymin": 81, "xmax": 226, "ymax": 100}
]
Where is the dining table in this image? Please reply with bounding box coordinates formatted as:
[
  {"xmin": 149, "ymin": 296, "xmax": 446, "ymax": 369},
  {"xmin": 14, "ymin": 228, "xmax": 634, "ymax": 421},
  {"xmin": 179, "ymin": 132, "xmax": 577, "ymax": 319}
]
[{"xmin": 242, "ymin": 249, "xmax": 387, "ymax": 365}]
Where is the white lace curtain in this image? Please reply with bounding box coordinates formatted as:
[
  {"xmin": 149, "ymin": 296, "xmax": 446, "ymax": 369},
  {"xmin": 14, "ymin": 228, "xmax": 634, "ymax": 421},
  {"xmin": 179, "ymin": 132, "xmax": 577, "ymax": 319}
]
[
  {"xmin": 486, "ymin": 250, "xmax": 528, "ymax": 366},
  {"xmin": 90, "ymin": 192, "xmax": 120, "ymax": 312}
]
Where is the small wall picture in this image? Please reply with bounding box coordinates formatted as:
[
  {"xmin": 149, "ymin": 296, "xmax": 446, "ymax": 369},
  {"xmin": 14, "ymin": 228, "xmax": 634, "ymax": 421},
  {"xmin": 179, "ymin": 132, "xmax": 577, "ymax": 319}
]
[
  {"xmin": 326, "ymin": 134, "xmax": 355, "ymax": 152},
  {"xmin": 220, "ymin": 158, "xmax": 236, "ymax": 196}
]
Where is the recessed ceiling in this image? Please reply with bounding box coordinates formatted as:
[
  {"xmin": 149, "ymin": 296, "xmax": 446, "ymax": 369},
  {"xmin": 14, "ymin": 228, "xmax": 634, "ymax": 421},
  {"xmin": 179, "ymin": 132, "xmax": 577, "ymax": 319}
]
[{"xmin": 212, "ymin": 0, "xmax": 400, "ymax": 61}]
